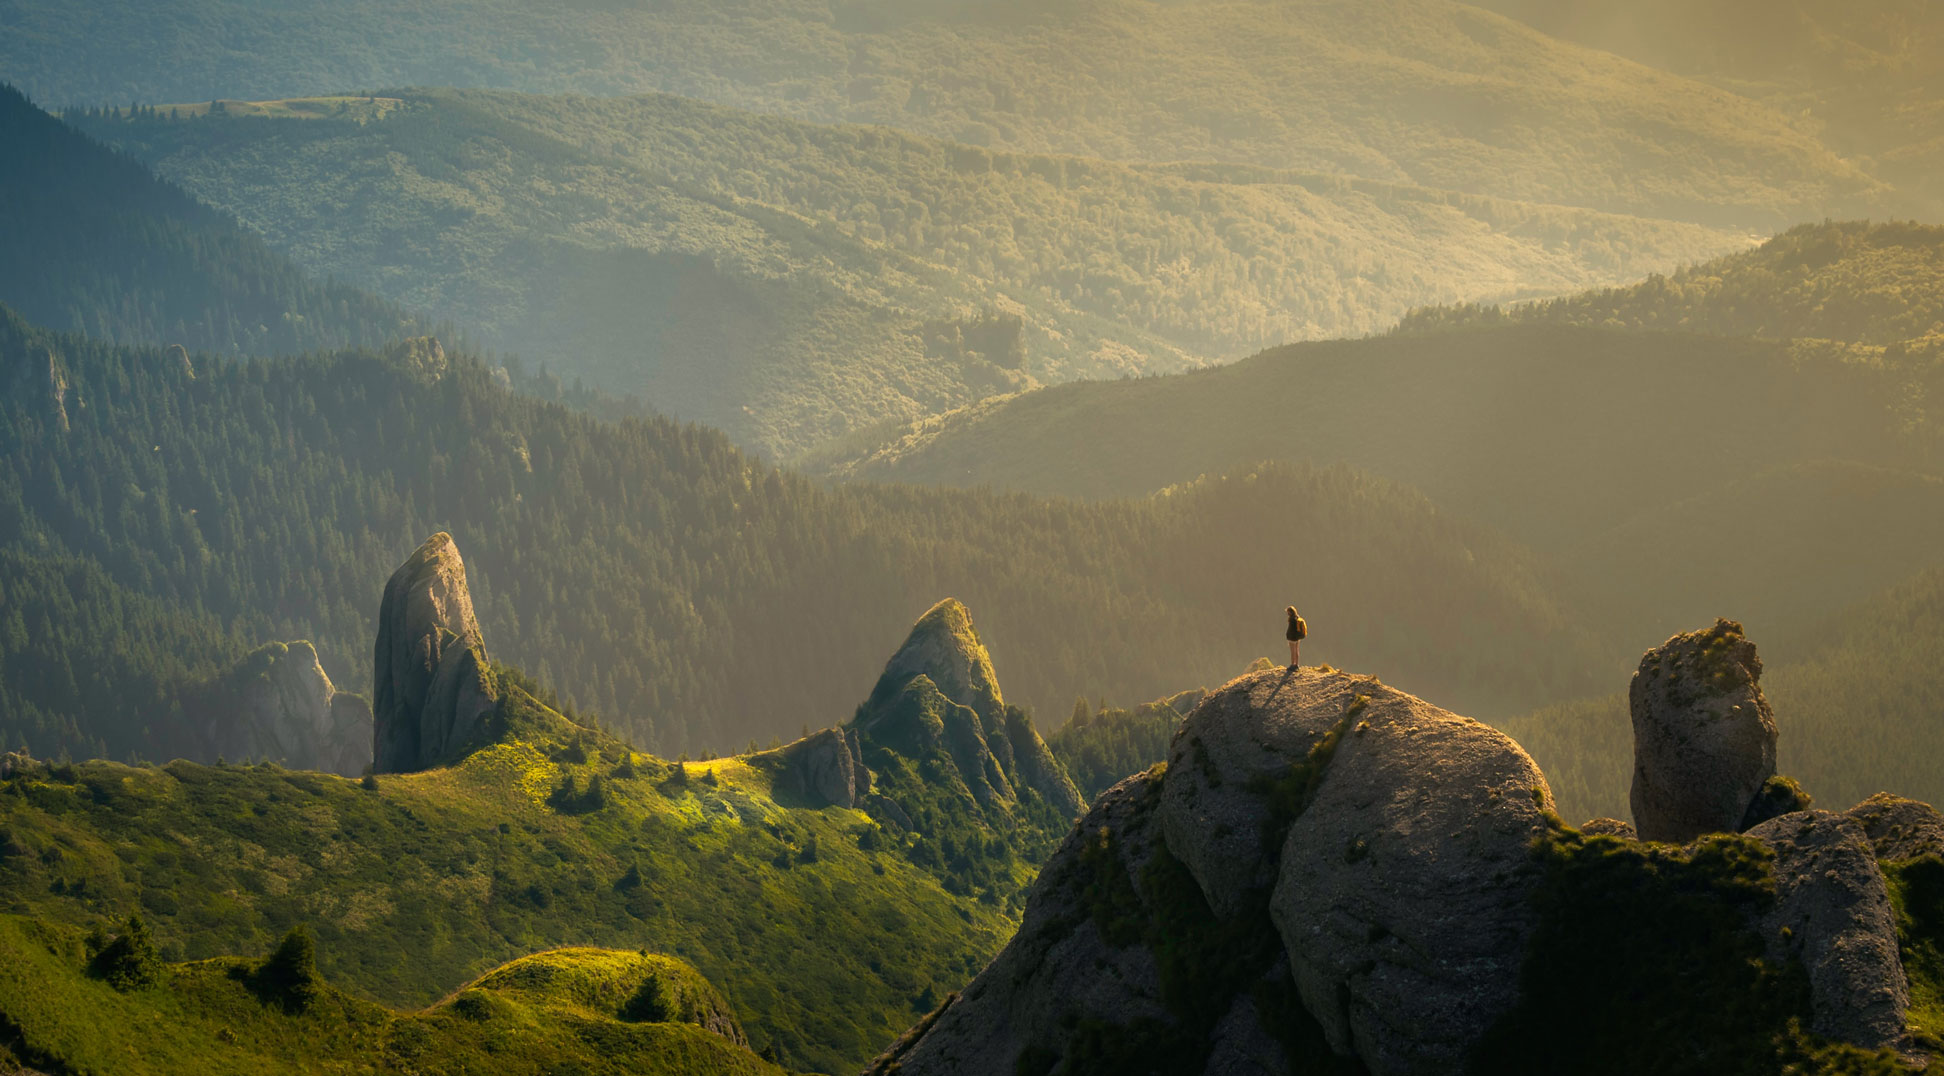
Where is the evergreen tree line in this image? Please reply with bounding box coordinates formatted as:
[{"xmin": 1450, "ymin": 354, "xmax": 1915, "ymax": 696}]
[{"xmin": 0, "ymin": 305, "xmax": 1606, "ymax": 762}]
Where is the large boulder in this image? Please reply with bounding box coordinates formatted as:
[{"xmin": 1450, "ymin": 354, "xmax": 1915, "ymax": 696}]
[
  {"xmin": 762, "ymin": 727, "xmax": 867, "ymax": 809},
  {"xmin": 1269, "ymin": 675, "xmax": 1554, "ymax": 1076},
  {"xmin": 1745, "ymin": 811, "xmax": 1910, "ymax": 1051},
  {"xmin": 176, "ymin": 640, "xmax": 371, "ymax": 775},
  {"xmin": 1845, "ymin": 793, "xmax": 1944, "ymax": 862},
  {"xmin": 1158, "ymin": 667, "xmax": 1364, "ymax": 919},
  {"xmin": 864, "ymin": 771, "xmax": 1175, "ymax": 1075},
  {"xmin": 372, "ymin": 533, "xmax": 498, "ymax": 773},
  {"xmin": 1629, "ymin": 619, "xmax": 1777, "ymax": 843}
]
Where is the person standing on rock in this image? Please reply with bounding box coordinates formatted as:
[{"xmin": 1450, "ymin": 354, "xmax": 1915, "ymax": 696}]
[{"xmin": 1286, "ymin": 606, "xmax": 1307, "ymax": 669}]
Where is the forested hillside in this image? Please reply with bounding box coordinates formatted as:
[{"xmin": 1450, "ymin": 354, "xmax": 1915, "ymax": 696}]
[
  {"xmin": 815, "ymin": 320, "xmax": 1944, "ymax": 656},
  {"xmin": 0, "ymin": 306, "xmax": 1606, "ymax": 763},
  {"xmin": 69, "ymin": 89, "xmax": 1738, "ymax": 455},
  {"xmin": 1472, "ymin": 0, "xmax": 1944, "ymax": 217},
  {"xmin": 3, "ymin": 0, "xmax": 1894, "ymax": 226},
  {"xmin": 1397, "ymin": 221, "xmax": 1944, "ymax": 349},
  {"xmin": 0, "ymin": 84, "xmax": 416, "ymax": 356}
]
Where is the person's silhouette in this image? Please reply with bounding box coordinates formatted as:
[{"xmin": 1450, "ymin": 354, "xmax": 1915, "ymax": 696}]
[{"xmin": 1285, "ymin": 606, "xmax": 1307, "ymax": 669}]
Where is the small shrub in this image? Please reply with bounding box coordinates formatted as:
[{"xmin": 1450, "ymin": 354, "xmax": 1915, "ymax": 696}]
[
  {"xmin": 251, "ymin": 925, "xmax": 320, "ymax": 1013},
  {"xmin": 87, "ymin": 915, "xmax": 162, "ymax": 991}
]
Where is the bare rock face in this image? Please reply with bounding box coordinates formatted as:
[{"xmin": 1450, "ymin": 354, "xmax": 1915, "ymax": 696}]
[
  {"xmin": 1158, "ymin": 667, "xmax": 1363, "ymax": 919},
  {"xmin": 175, "ymin": 641, "xmax": 371, "ymax": 775},
  {"xmin": 1269, "ymin": 676, "xmax": 1554, "ymax": 1076},
  {"xmin": 865, "ymin": 771, "xmax": 1175, "ymax": 1075},
  {"xmin": 372, "ymin": 533, "xmax": 497, "ymax": 773},
  {"xmin": 0, "ymin": 750, "xmax": 27, "ymax": 779},
  {"xmin": 1845, "ymin": 793, "xmax": 1944, "ymax": 862},
  {"xmin": 1629, "ymin": 619, "xmax": 1777, "ymax": 843},
  {"xmin": 764, "ymin": 727, "xmax": 867, "ymax": 809},
  {"xmin": 1745, "ymin": 810, "xmax": 1910, "ymax": 1051}
]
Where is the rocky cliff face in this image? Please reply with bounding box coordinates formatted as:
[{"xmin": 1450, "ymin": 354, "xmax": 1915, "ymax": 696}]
[
  {"xmin": 1629, "ymin": 618, "xmax": 1777, "ymax": 842},
  {"xmin": 173, "ymin": 640, "xmax": 370, "ymax": 775},
  {"xmin": 874, "ymin": 630, "xmax": 1942, "ymax": 1074},
  {"xmin": 372, "ymin": 532, "xmax": 498, "ymax": 773},
  {"xmin": 873, "ymin": 666, "xmax": 1554, "ymax": 1076},
  {"xmin": 854, "ymin": 599, "xmax": 1082, "ymax": 818}
]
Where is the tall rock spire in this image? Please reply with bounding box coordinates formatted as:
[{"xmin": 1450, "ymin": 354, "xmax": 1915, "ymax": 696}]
[{"xmin": 372, "ymin": 532, "xmax": 498, "ymax": 773}]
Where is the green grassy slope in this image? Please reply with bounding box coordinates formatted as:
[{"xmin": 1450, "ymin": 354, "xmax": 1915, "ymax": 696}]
[
  {"xmin": 1398, "ymin": 221, "xmax": 1944, "ymax": 349},
  {"xmin": 0, "ymin": 0, "xmax": 1891, "ymax": 226},
  {"xmin": 70, "ymin": 89, "xmax": 1740, "ymax": 455},
  {"xmin": 1502, "ymin": 568, "xmax": 1944, "ymax": 824},
  {"xmin": 0, "ymin": 695, "xmax": 1013, "ymax": 1072},
  {"xmin": 0, "ymin": 305, "xmax": 1602, "ymax": 763},
  {"xmin": 0, "ymin": 918, "xmax": 785, "ymax": 1075},
  {"xmin": 0, "ymin": 83, "xmax": 418, "ymax": 357}
]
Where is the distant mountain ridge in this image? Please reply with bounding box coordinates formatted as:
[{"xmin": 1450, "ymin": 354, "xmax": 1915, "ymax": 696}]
[
  {"xmin": 0, "ymin": 83, "xmax": 417, "ymax": 357},
  {"xmin": 0, "ymin": 0, "xmax": 1898, "ymax": 226},
  {"xmin": 70, "ymin": 88, "xmax": 1743, "ymax": 455}
]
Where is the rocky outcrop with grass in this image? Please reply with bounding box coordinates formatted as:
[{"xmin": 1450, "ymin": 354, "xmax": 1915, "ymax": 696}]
[
  {"xmin": 870, "ymin": 665, "xmax": 1556, "ymax": 1076},
  {"xmin": 852, "ymin": 599, "xmax": 1082, "ymax": 817},
  {"xmin": 372, "ymin": 532, "xmax": 498, "ymax": 773},
  {"xmin": 1629, "ymin": 619, "xmax": 1778, "ymax": 843},
  {"xmin": 759, "ymin": 727, "xmax": 868, "ymax": 809},
  {"xmin": 178, "ymin": 640, "xmax": 371, "ymax": 775},
  {"xmin": 871, "ymin": 635, "xmax": 1944, "ymax": 1075}
]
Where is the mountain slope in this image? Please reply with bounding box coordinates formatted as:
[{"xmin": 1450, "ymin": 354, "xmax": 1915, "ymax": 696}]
[
  {"xmin": 0, "ymin": 921, "xmax": 784, "ymax": 1076},
  {"xmin": 813, "ymin": 319, "xmax": 1942, "ymax": 654},
  {"xmin": 72, "ymin": 89, "xmax": 1741, "ymax": 455},
  {"xmin": 0, "ymin": 0, "xmax": 1893, "ymax": 225},
  {"xmin": 0, "ymin": 306, "xmax": 1604, "ymax": 762},
  {"xmin": 0, "ymin": 83, "xmax": 417, "ymax": 356},
  {"xmin": 1398, "ymin": 220, "xmax": 1944, "ymax": 350}
]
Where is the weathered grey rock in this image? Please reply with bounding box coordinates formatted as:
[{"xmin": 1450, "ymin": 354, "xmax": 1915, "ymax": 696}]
[
  {"xmin": 1845, "ymin": 793, "xmax": 1944, "ymax": 862},
  {"xmin": 175, "ymin": 641, "xmax": 372, "ymax": 775},
  {"xmin": 854, "ymin": 599, "xmax": 1082, "ymax": 815},
  {"xmin": 864, "ymin": 771, "xmax": 1174, "ymax": 1075},
  {"xmin": 372, "ymin": 533, "xmax": 497, "ymax": 773},
  {"xmin": 1158, "ymin": 666, "xmax": 1368, "ymax": 919},
  {"xmin": 1746, "ymin": 810, "xmax": 1909, "ymax": 1051},
  {"xmin": 1200, "ymin": 976, "xmax": 1297, "ymax": 1076},
  {"xmin": 764, "ymin": 727, "xmax": 866, "ymax": 809},
  {"xmin": 1579, "ymin": 817, "xmax": 1637, "ymax": 839},
  {"xmin": 0, "ymin": 750, "xmax": 28, "ymax": 779},
  {"xmin": 168, "ymin": 343, "xmax": 194, "ymax": 379},
  {"xmin": 1269, "ymin": 677, "xmax": 1553, "ymax": 1076},
  {"xmin": 1629, "ymin": 619, "xmax": 1777, "ymax": 843}
]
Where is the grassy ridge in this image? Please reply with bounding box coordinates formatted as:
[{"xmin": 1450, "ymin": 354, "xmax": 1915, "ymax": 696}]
[
  {"xmin": 0, "ymin": 917, "xmax": 786, "ymax": 1075},
  {"xmin": 72, "ymin": 89, "xmax": 1740, "ymax": 455},
  {"xmin": 0, "ymin": 687, "xmax": 1013, "ymax": 1073}
]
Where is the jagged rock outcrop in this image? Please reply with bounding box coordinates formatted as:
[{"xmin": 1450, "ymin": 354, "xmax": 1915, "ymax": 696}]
[
  {"xmin": 1629, "ymin": 619, "xmax": 1777, "ymax": 843},
  {"xmin": 1746, "ymin": 810, "xmax": 1910, "ymax": 1052},
  {"xmin": 853, "ymin": 599, "xmax": 1082, "ymax": 817},
  {"xmin": 1845, "ymin": 793, "xmax": 1944, "ymax": 862},
  {"xmin": 0, "ymin": 750, "xmax": 27, "ymax": 779},
  {"xmin": 1268, "ymin": 674, "xmax": 1553, "ymax": 1076},
  {"xmin": 179, "ymin": 641, "xmax": 371, "ymax": 775},
  {"xmin": 372, "ymin": 533, "xmax": 498, "ymax": 773},
  {"xmin": 762, "ymin": 727, "xmax": 868, "ymax": 809}
]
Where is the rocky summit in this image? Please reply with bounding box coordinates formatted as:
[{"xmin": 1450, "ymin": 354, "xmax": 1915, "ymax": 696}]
[
  {"xmin": 177, "ymin": 640, "xmax": 371, "ymax": 776},
  {"xmin": 1629, "ymin": 618, "xmax": 1778, "ymax": 843},
  {"xmin": 372, "ymin": 532, "xmax": 498, "ymax": 773},
  {"xmin": 871, "ymin": 629, "xmax": 1944, "ymax": 1075},
  {"xmin": 852, "ymin": 599, "xmax": 1083, "ymax": 818}
]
